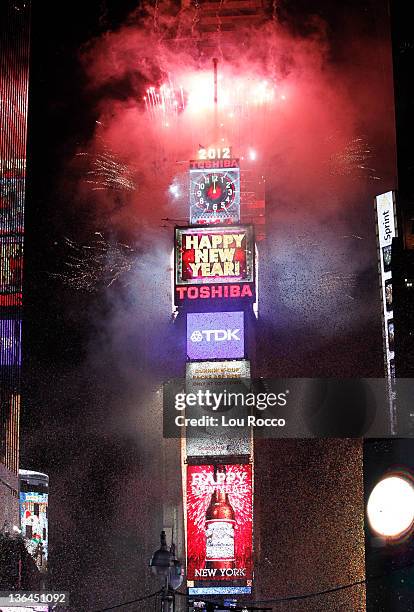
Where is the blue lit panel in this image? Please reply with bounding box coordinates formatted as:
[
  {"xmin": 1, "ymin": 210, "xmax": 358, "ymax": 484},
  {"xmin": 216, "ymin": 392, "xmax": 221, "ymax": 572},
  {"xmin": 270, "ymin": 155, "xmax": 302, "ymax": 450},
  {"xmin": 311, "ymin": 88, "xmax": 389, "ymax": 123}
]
[
  {"xmin": 0, "ymin": 319, "xmax": 21, "ymax": 366},
  {"xmin": 188, "ymin": 587, "xmax": 252, "ymax": 595}
]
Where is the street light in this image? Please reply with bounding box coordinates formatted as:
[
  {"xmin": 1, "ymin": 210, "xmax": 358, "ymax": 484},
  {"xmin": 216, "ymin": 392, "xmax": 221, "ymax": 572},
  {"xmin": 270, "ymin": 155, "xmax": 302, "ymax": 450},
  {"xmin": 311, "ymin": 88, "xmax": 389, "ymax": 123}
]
[
  {"xmin": 367, "ymin": 475, "xmax": 414, "ymax": 538},
  {"xmin": 150, "ymin": 531, "xmax": 183, "ymax": 611}
]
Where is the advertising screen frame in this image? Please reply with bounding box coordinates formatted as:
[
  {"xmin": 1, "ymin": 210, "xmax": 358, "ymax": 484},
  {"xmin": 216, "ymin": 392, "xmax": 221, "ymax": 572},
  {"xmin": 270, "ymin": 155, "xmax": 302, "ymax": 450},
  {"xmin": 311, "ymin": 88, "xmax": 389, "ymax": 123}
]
[
  {"xmin": 186, "ymin": 311, "xmax": 245, "ymax": 361},
  {"xmin": 174, "ymin": 225, "xmax": 255, "ymax": 308},
  {"xmin": 175, "ymin": 225, "xmax": 254, "ymax": 287},
  {"xmin": 375, "ymin": 191, "xmax": 397, "ymax": 433},
  {"xmin": 185, "ymin": 359, "xmax": 251, "ymax": 381},
  {"xmin": 20, "ymin": 490, "xmax": 49, "ymax": 569},
  {"xmin": 186, "ymin": 463, "xmax": 253, "ymax": 584}
]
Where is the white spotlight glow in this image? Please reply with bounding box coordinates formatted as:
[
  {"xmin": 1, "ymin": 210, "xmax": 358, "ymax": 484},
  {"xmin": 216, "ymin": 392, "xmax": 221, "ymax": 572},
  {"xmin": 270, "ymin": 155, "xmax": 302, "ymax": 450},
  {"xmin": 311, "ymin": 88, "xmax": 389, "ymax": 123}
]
[
  {"xmin": 367, "ymin": 475, "xmax": 414, "ymax": 537},
  {"xmin": 169, "ymin": 184, "xmax": 180, "ymax": 198},
  {"xmin": 248, "ymin": 149, "xmax": 257, "ymax": 161}
]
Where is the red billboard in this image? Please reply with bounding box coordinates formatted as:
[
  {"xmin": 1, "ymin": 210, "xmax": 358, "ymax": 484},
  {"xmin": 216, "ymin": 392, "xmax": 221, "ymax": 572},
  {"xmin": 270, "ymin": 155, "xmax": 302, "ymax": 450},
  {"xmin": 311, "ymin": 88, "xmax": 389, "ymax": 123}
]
[{"xmin": 186, "ymin": 463, "xmax": 253, "ymax": 582}]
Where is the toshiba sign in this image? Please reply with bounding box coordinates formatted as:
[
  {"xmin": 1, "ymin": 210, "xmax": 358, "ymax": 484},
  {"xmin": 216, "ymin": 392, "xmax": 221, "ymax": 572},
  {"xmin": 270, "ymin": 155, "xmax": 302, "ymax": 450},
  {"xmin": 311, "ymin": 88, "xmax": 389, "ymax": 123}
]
[{"xmin": 187, "ymin": 312, "xmax": 245, "ymax": 360}]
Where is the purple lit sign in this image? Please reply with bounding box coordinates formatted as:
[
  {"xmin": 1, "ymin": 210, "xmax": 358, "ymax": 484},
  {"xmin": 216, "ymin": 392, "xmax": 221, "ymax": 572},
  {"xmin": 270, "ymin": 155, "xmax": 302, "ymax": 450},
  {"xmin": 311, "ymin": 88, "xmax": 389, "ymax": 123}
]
[
  {"xmin": 0, "ymin": 319, "xmax": 21, "ymax": 366},
  {"xmin": 187, "ymin": 311, "xmax": 244, "ymax": 360}
]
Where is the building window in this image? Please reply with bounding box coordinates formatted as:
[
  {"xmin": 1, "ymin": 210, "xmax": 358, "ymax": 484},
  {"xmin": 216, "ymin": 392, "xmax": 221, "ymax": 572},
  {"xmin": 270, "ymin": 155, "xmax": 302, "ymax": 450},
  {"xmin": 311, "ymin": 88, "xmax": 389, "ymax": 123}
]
[
  {"xmin": 26, "ymin": 525, "xmax": 32, "ymax": 539},
  {"xmin": 43, "ymin": 528, "xmax": 47, "ymax": 541},
  {"xmin": 34, "ymin": 503, "xmax": 39, "ymax": 516}
]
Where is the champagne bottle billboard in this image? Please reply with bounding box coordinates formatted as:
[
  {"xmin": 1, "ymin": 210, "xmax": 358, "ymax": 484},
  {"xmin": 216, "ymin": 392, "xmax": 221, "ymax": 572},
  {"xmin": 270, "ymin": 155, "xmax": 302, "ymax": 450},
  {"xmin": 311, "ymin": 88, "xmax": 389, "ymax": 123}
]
[
  {"xmin": 205, "ymin": 465, "xmax": 236, "ymax": 570},
  {"xmin": 186, "ymin": 463, "xmax": 253, "ymax": 582}
]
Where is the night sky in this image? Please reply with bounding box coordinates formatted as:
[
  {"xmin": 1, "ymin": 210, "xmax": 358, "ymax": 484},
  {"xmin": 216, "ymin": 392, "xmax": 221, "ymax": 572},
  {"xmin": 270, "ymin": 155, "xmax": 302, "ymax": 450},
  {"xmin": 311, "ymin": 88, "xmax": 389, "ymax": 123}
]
[{"xmin": 17, "ymin": 0, "xmax": 413, "ymax": 609}]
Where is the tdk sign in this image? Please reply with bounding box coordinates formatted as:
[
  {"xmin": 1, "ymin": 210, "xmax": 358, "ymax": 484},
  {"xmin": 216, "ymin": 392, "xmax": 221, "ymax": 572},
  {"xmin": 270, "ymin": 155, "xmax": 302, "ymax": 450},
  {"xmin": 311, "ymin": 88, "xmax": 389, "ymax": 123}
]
[
  {"xmin": 190, "ymin": 329, "xmax": 240, "ymax": 342},
  {"xmin": 187, "ymin": 312, "xmax": 244, "ymax": 360}
]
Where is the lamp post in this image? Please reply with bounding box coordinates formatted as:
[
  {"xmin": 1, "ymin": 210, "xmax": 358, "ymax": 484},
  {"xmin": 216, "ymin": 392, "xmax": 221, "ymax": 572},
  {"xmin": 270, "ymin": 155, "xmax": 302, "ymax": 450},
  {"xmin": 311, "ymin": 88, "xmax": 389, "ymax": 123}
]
[{"xmin": 150, "ymin": 531, "xmax": 184, "ymax": 612}]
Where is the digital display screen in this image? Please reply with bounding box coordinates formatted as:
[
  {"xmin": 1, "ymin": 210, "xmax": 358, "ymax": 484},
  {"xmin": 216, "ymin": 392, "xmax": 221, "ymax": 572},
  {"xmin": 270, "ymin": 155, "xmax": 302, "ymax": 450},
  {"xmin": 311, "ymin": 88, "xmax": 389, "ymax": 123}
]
[
  {"xmin": 20, "ymin": 491, "xmax": 49, "ymax": 570},
  {"xmin": 187, "ymin": 312, "xmax": 244, "ymax": 360},
  {"xmin": 0, "ymin": 177, "xmax": 25, "ymax": 235},
  {"xmin": 0, "ymin": 237, "xmax": 23, "ymax": 300},
  {"xmin": 175, "ymin": 226, "xmax": 254, "ymax": 286},
  {"xmin": 0, "ymin": 319, "xmax": 21, "ymax": 366},
  {"xmin": 388, "ymin": 320, "xmax": 395, "ymax": 352},
  {"xmin": 186, "ymin": 360, "xmax": 251, "ymax": 380},
  {"xmin": 186, "ymin": 463, "xmax": 253, "ymax": 582},
  {"xmin": 382, "ymin": 245, "xmax": 392, "ymax": 273},
  {"xmin": 385, "ymin": 279, "xmax": 393, "ymax": 311}
]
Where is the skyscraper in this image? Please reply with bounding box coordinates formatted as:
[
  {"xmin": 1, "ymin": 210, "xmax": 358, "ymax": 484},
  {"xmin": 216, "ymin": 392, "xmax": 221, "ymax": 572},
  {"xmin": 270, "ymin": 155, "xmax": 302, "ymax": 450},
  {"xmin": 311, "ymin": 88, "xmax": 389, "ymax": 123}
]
[{"xmin": 0, "ymin": 0, "xmax": 30, "ymax": 532}]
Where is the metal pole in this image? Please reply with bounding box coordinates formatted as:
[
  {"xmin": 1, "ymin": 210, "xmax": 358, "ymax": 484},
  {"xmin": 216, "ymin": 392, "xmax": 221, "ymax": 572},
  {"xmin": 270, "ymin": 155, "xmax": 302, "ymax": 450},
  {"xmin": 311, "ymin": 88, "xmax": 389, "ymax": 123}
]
[
  {"xmin": 161, "ymin": 573, "xmax": 173, "ymax": 612},
  {"xmin": 213, "ymin": 57, "xmax": 218, "ymax": 144}
]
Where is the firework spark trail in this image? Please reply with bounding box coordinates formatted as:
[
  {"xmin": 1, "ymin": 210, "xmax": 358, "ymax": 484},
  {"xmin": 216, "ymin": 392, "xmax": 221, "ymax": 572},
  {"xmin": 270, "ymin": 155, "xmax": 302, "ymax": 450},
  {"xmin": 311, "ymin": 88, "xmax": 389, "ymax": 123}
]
[
  {"xmin": 77, "ymin": 149, "xmax": 136, "ymax": 191},
  {"xmin": 52, "ymin": 233, "xmax": 137, "ymax": 292},
  {"xmin": 143, "ymin": 74, "xmax": 277, "ymax": 129},
  {"xmin": 319, "ymin": 272, "xmax": 359, "ymax": 293},
  {"xmin": 328, "ymin": 135, "xmax": 381, "ymax": 180}
]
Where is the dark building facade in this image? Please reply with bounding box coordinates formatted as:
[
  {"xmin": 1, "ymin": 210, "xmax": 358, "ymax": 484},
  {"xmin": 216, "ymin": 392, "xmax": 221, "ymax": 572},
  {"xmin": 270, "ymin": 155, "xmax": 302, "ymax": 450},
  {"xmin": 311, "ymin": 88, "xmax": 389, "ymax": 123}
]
[
  {"xmin": 364, "ymin": 4, "xmax": 414, "ymax": 610},
  {"xmin": 0, "ymin": 0, "xmax": 30, "ymax": 532},
  {"xmin": 389, "ymin": 0, "xmax": 414, "ymax": 380},
  {"xmin": 392, "ymin": 202, "xmax": 414, "ymax": 379}
]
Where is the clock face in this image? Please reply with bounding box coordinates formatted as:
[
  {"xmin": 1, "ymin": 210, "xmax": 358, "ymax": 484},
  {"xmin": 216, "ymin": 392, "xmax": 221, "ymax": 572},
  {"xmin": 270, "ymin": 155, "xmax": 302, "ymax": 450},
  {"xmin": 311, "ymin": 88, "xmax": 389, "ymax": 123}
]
[{"xmin": 190, "ymin": 167, "xmax": 240, "ymax": 224}]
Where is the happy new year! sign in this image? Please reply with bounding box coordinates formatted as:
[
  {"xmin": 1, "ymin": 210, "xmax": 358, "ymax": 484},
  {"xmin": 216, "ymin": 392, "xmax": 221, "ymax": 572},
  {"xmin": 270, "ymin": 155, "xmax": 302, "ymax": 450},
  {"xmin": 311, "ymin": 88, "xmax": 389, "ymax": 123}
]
[{"xmin": 175, "ymin": 225, "xmax": 254, "ymax": 286}]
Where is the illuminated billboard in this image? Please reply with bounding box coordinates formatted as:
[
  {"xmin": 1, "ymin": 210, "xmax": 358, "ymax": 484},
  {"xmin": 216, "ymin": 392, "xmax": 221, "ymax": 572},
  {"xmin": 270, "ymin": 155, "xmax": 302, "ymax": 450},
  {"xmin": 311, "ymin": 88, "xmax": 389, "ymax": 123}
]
[
  {"xmin": 175, "ymin": 283, "xmax": 254, "ymax": 306},
  {"xmin": 20, "ymin": 491, "xmax": 48, "ymax": 570},
  {"xmin": 175, "ymin": 226, "xmax": 254, "ymax": 286},
  {"xmin": 190, "ymin": 157, "xmax": 239, "ymax": 170},
  {"xmin": 186, "ymin": 463, "xmax": 253, "ymax": 582},
  {"xmin": 189, "ymin": 162, "xmax": 240, "ymax": 225},
  {"xmin": 375, "ymin": 191, "xmax": 397, "ymax": 432},
  {"xmin": 186, "ymin": 359, "xmax": 251, "ymax": 380},
  {"xmin": 0, "ymin": 177, "xmax": 25, "ymax": 235},
  {"xmin": 187, "ymin": 312, "xmax": 244, "ymax": 360},
  {"xmin": 0, "ymin": 237, "xmax": 23, "ymax": 305},
  {"xmin": 0, "ymin": 319, "xmax": 21, "ymax": 366}
]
